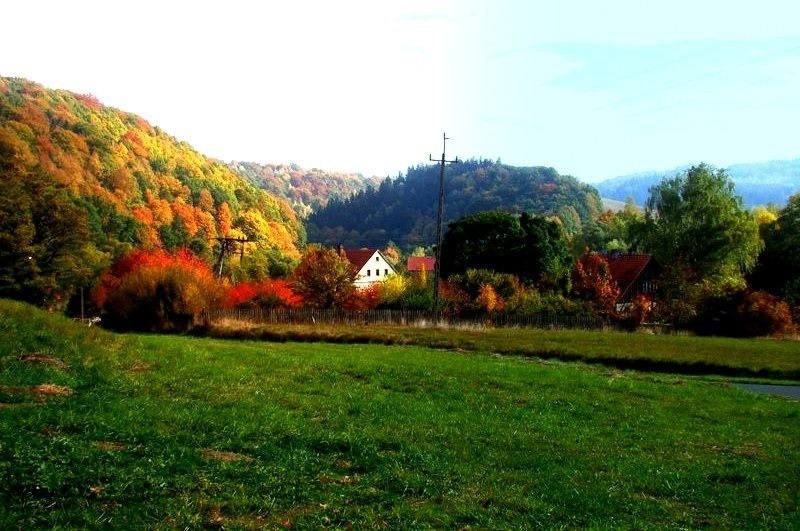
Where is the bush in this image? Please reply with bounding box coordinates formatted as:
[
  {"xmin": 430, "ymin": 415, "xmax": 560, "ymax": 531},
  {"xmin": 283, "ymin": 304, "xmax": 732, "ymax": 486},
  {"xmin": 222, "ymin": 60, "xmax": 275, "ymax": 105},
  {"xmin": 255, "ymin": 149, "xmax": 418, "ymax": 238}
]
[
  {"xmin": 449, "ymin": 269, "xmax": 520, "ymax": 300},
  {"xmin": 342, "ymin": 284, "xmax": 382, "ymax": 311},
  {"xmin": 690, "ymin": 289, "xmax": 794, "ymax": 337},
  {"xmin": 93, "ymin": 248, "xmax": 222, "ymax": 332},
  {"xmin": 737, "ymin": 290, "xmax": 795, "ymax": 337},
  {"xmin": 506, "ymin": 289, "xmax": 597, "ymax": 319},
  {"xmin": 224, "ymin": 279, "xmax": 302, "ymax": 309}
]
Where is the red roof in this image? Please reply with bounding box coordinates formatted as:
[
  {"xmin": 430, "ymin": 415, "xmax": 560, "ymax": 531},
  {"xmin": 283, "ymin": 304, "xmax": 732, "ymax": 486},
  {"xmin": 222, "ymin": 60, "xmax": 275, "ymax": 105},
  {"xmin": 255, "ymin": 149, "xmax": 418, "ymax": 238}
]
[
  {"xmin": 603, "ymin": 253, "xmax": 657, "ymax": 300},
  {"xmin": 407, "ymin": 256, "xmax": 435, "ymax": 272},
  {"xmin": 342, "ymin": 248, "xmax": 380, "ymax": 270}
]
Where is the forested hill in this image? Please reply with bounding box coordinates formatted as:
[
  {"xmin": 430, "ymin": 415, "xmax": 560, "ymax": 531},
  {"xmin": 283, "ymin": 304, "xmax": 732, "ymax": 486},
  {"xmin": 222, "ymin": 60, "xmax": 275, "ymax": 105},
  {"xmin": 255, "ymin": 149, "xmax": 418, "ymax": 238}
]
[
  {"xmin": 0, "ymin": 77, "xmax": 304, "ymax": 307},
  {"xmin": 307, "ymin": 159, "xmax": 603, "ymax": 250},
  {"xmin": 595, "ymin": 159, "xmax": 800, "ymax": 207},
  {"xmin": 229, "ymin": 161, "xmax": 378, "ymax": 218}
]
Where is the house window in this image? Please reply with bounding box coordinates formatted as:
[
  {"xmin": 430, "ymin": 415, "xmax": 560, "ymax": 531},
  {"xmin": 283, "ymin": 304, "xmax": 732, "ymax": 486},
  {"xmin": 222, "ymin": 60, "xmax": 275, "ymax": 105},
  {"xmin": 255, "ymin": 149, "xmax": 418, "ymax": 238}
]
[
  {"xmin": 375, "ymin": 256, "xmax": 379, "ymax": 262},
  {"xmin": 366, "ymin": 270, "xmax": 371, "ymax": 276},
  {"xmin": 385, "ymin": 269, "xmax": 389, "ymax": 276},
  {"xmin": 376, "ymin": 269, "xmax": 380, "ymax": 276}
]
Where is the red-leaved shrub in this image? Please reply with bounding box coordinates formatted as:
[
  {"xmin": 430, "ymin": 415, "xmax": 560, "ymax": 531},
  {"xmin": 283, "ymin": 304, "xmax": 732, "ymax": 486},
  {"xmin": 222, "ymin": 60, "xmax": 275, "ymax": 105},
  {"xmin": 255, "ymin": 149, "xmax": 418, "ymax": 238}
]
[
  {"xmin": 691, "ymin": 289, "xmax": 795, "ymax": 337},
  {"xmin": 223, "ymin": 279, "xmax": 302, "ymax": 309},
  {"xmin": 737, "ymin": 290, "xmax": 795, "ymax": 337},
  {"xmin": 93, "ymin": 248, "xmax": 221, "ymax": 332},
  {"xmin": 342, "ymin": 284, "xmax": 382, "ymax": 311}
]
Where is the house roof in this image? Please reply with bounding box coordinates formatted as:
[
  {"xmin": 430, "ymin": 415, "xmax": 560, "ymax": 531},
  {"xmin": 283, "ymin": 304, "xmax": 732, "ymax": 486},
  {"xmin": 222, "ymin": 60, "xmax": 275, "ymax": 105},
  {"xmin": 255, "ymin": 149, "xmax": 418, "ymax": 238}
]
[
  {"xmin": 342, "ymin": 248, "xmax": 382, "ymax": 270},
  {"xmin": 603, "ymin": 253, "xmax": 657, "ymax": 300},
  {"xmin": 407, "ymin": 256, "xmax": 435, "ymax": 272}
]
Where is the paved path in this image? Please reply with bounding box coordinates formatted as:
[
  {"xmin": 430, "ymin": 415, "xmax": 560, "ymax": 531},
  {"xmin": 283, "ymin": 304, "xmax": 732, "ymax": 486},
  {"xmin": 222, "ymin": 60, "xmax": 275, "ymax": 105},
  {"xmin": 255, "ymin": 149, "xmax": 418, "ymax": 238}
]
[{"xmin": 735, "ymin": 384, "xmax": 800, "ymax": 399}]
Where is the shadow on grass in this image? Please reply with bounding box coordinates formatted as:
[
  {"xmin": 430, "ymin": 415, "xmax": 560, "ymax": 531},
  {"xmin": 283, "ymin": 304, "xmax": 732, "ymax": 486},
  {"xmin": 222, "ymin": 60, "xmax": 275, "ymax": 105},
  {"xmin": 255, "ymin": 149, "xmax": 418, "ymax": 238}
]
[{"xmin": 200, "ymin": 325, "xmax": 800, "ymax": 382}]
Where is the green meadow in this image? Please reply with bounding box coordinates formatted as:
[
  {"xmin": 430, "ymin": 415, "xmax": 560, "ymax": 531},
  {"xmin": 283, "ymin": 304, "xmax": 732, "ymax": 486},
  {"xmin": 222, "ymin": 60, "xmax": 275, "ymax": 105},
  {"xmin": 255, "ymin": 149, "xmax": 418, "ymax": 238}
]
[{"xmin": 1, "ymin": 299, "xmax": 798, "ymax": 529}]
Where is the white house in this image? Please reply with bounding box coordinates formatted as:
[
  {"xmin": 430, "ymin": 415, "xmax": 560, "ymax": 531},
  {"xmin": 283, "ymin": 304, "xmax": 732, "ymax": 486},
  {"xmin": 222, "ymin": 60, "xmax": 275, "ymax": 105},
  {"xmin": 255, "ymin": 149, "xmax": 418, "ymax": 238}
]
[{"xmin": 340, "ymin": 247, "xmax": 397, "ymax": 288}]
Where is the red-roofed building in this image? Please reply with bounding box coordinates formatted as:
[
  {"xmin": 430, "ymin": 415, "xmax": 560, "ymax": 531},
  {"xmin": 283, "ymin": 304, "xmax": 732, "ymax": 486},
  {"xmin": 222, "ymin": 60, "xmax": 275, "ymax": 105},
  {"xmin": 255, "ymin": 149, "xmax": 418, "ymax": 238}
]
[
  {"xmin": 603, "ymin": 252, "xmax": 661, "ymax": 307},
  {"xmin": 407, "ymin": 256, "xmax": 435, "ymax": 277},
  {"xmin": 339, "ymin": 247, "xmax": 397, "ymax": 288}
]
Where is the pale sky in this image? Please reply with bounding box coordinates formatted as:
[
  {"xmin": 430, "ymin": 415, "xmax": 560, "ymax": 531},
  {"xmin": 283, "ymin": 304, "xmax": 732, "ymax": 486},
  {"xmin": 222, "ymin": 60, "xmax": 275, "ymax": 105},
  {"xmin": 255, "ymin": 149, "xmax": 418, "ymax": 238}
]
[{"xmin": 2, "ymin": 1, "xmax": 799, "ymax": 182}]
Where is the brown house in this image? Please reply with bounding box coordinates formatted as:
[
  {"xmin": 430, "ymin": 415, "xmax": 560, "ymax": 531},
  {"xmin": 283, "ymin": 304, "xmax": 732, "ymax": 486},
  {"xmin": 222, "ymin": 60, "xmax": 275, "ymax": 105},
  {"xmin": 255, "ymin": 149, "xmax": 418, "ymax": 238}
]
[{"xmin": 603, "ymin": 252, "xmax": 661, "ymax": 306}]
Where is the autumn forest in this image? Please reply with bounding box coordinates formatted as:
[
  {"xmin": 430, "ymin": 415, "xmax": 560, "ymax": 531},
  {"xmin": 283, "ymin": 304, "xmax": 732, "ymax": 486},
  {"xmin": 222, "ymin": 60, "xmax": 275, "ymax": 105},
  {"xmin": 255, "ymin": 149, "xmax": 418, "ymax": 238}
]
[{"xmin": 1, "ymin": 77, "xmax": 798, "ymax": 337}]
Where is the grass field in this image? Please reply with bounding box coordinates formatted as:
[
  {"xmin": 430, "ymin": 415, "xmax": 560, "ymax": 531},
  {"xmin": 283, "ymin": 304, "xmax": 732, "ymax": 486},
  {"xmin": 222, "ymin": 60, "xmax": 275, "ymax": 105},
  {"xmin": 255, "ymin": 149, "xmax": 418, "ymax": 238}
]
[
  {"xmin": 207, "ymin": 319, "xmax": 800, "ymax": 381},
  {"xmin": 1, "ymin": 299, "xmax": 799, "ymax": 528}
]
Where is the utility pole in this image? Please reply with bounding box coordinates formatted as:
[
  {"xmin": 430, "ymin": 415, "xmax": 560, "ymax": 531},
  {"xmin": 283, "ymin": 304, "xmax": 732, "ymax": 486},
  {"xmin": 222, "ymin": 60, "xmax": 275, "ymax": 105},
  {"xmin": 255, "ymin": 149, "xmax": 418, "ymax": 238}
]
[{"xmin": 429, "ymin": 132, "xmax": 459, "ymax": 326}]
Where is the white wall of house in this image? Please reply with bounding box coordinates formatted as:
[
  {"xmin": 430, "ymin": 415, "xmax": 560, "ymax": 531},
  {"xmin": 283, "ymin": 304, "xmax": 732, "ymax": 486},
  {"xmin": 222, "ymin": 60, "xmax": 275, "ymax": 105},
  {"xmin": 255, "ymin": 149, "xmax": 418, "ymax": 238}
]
[{"xmin": 354, "ymin": 250, "xmax": 395, "ymax": 288}]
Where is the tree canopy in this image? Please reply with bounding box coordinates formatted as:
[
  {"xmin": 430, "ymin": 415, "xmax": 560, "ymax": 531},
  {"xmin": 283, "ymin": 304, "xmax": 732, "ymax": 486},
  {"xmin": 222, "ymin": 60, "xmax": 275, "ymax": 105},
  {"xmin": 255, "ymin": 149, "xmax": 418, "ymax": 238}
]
[
  {"xmin": 307, "ymin": 160, "xmax": 603, "ymax": 250},
  {"xmin": 291, "ymin": 247, "xmax": 357, "ymax": 308},
  {"xmin": 0, "ymin": 77, "xmax": 305, "ymax": 309},
  {"xmin": 440, "ymin": 211, "xmax": 572, "ymax": 291},
  {"xmin": 749, "ymin": 193, "xmax": 800, "ymax": 307},
  {"xmin": 639, "ymin": 164, "xmax": 761, "ymax": 288}
]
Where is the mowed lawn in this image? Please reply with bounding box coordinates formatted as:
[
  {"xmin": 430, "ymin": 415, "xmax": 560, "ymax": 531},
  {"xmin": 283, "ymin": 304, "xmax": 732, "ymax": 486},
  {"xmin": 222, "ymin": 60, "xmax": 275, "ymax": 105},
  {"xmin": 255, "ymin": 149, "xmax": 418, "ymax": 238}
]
[{"xmin": 1, "ymin": 300, "xmax": 798, "ymax": 529}]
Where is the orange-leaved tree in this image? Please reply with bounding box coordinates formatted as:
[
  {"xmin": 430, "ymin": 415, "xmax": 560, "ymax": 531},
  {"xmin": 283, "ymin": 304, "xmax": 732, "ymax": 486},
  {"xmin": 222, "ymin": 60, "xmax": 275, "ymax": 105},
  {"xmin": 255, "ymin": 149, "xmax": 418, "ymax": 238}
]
[
  {"xmin": 93, "ymin": 248, "xmax": 221, "ymax": 331},
  {"xmin": 291, "ymin": 247, "xmax": 357, "ymax": 308},
  {"xmin": 571, "ymin": 253, "xmax": 620, "ymax": 318}
]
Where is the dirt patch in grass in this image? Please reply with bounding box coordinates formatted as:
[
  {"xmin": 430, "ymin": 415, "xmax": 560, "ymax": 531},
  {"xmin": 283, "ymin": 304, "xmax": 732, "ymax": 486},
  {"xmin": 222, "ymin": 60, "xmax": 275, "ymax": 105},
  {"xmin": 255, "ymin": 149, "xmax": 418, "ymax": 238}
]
[
  {"xmin": 95, "ymin": 441, "xmax": 126, "ymax": 452},
  {"xmin": 0, "ymin": 383, "xmax": 74, "ymax": 397},
  {"xmin": 18, "ymin": 352, "xmax": 69, "ymax": 369},
  {"xmin": 707, "ymin": 442, "xmax": 765, "ymax": 458},
  {"xmin": 203, "ymin": 507, "xmax": 267, "ymax": 529},
  {"xmin": 125, "ymin": 361, "xmax": 152, "ymax": 374},
  {"xmin": 201, "ymin": 449, "xmax": 254, "ymax": 462},
  {"xmin": 31, "ymin": 383, "xmax": 74, "ymax": 396},
  {"xmin": 317, "ymin": 474, "xmax": 356, "ymax": 486}
]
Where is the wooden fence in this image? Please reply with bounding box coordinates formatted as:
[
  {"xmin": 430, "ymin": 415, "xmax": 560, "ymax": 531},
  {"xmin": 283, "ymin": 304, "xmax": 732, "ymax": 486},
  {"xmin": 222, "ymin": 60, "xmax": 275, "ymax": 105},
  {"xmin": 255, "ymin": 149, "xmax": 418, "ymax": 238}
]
[{"xmin": 205, "ymin": 307, "xmax": 606, "ymax": 330}]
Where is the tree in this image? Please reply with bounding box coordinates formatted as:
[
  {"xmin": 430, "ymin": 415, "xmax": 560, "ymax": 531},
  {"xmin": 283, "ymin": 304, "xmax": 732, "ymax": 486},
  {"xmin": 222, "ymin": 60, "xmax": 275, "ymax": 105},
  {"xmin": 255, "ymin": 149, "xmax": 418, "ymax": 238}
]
[
  {"xmin": 440, "ymin": 211, "xmax": 572, "ymax": 290},
  {"xmin": 571, "ymin": 253, "xmax": 620, "ymax": 318},
  {"xmin": 440, "ymin": 211, "xmax": 523, "ymax": 279},
  {"xmin": 519, "ymin": 213, "xmax": 573, "ymax": 291},
  {"xmin": 578, "ymin": 198, "xmax": 643, "ymax": 253},
  {"xmin": 640, "ymin": 164, "xmax": 761, "ymax": 290},
  {"xmin": 0, "ymin": 168, "xmax": 106, "ymax": 309},
  {"xmin": 749, "ymin": 193, "xmax": 800, "ymax": 313},
  {"xmin": 291, "ymin": 247, "xmax": 357, "ymax": 308},
  {"xmin": 93, "ymin": 248, "xmax": 221, "ymax": 332}
]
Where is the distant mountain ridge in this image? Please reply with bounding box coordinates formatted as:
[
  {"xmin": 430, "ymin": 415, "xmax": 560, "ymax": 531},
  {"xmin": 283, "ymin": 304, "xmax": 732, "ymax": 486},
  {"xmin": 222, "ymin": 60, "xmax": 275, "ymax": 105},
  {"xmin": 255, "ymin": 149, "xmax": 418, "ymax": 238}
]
[
  {"xmin": 595, "ymin": 159, "xmax": 800, "ymax": 207},
  {"xmin": 229, "ymin": 161, "xmax": 378, "ymax": 218}
]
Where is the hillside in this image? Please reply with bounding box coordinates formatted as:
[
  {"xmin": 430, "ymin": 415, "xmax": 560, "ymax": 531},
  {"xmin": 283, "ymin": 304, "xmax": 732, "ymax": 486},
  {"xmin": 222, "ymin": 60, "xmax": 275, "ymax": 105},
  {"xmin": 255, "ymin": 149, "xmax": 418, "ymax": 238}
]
[
  {"xmin": 0, "ymin": 77, "xmax": 304, "ymax": 309},
  {"xmin": 229, "ymin": 161, "xmax": 378, "ymax": 218},
  {"xmin": 595, "ymin": 159, "xmax": 800, "ymax": 207},
  {"xmin": 308, "ymin": 159, "xmax": 603, "ymax": 249}
]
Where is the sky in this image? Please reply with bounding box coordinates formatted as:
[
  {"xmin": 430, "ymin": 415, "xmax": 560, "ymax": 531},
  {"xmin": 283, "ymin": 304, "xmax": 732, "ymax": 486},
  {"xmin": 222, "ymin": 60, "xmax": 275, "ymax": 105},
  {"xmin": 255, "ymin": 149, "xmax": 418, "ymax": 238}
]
[{"xmin": 2, "ymin": 0, "xmax": 799, "ymax": 182}]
